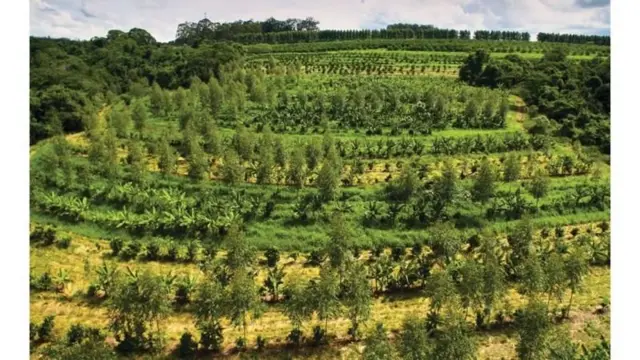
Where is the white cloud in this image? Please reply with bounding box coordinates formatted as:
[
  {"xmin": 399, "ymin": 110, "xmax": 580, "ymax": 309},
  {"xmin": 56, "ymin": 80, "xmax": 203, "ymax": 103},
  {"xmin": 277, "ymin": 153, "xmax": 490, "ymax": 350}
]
[{"xmin": 29, "ymin": 0, "xmax": 610, "ymax": 42}]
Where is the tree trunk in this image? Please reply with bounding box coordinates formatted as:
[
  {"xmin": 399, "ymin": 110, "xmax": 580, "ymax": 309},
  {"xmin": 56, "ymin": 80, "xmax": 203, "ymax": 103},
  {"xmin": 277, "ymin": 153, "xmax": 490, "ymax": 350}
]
[{"xmin": 567, "ymin": 290, "xmax": 574, "ymax": 319}]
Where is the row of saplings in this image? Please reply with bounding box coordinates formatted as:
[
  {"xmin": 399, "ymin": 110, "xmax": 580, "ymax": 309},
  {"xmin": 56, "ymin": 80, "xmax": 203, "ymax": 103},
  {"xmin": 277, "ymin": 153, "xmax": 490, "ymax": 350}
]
[{"xmin": 32, "ymin": 218, "xmax": 609, "ymax": 359}]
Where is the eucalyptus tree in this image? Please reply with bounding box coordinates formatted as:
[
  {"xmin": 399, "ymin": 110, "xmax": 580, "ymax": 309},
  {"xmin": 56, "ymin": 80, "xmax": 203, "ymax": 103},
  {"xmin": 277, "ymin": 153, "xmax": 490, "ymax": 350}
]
[
  {"xmin": 309, "ymin": 267, "xmax": 342, "ymax": 333},
  {"xmin": 564, "ymin": 246, "xmax": 590, "ymax": 317},
  {"xmin": 341, "ymin": 261, "xmax": 372, "ymax": 340},
  {"xmin": 187, "ymin": 140, "xmax": 210, "ymax": 182},
  {"xmin": 282, "ymin": 278, "xmax": 313, "ymax": 346},
  {"xmin": 107, "ymin": 269, "xmax": 171, "ymax": 354},
  {"xmin": 221, "ymin": 149, "xmax": 245, "ymax": 185},
  {"xmin": 397, "ymin": 317, "xmax": 431, "ymax": 360},
  {"xmin": 516, "ymin": 300, "xmax": 552, "ymax": 360},
  {"xmin": 131, "ymin": 100, "xmax": 148, "ymax": 133},
  {"xmin": 431, "ymin": 311, "xmax": 477, "ymax": 360},
  {"xmin": 193, "ymin": 278, "xmax": 225, "ymax": 352},
  {"xmin": 157, "ymin": 136, "xmax": 177, "ymax": 177},
  {"xmin": 207, "ymin": 77, "xmax": 224, "ymax": 117},
  {"xmin": 126, "ymin": 140, "xmax": 147, "ymax": 183},
  {"xmin": 503, "ymin": 153, "xmax": 521, "ymax": 182},
  {"xmin": 225, "ymin": 270, "xmax": 264, "ymax": 341},
  {"xmin": 363, "ymin": 323, "xmax": 394, "ymax": 360},
  {"xmin": 528, "ymin": 170, "xmax": 550, "ymax": 205},
  {"xmin": 287, "ymin": 146, "xmax": 307, "ymax": 188},
  {"xmin": 472, "ymin": 157, "xmax": 497, "ymax": 203}
]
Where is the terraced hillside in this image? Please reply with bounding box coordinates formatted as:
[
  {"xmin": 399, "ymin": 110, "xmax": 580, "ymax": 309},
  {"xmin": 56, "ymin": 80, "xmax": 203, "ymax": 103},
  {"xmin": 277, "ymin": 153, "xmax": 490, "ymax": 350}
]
[{"xmin": 30, "ymin": 28, "xmax": 610, "ymax": 360}]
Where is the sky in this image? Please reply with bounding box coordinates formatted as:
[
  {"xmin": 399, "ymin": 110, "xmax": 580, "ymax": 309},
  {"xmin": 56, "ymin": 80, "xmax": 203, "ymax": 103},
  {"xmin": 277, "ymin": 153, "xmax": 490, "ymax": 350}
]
[{"xmin": 30, "ymin": 0, "xmax": 610, "ymax": 42}]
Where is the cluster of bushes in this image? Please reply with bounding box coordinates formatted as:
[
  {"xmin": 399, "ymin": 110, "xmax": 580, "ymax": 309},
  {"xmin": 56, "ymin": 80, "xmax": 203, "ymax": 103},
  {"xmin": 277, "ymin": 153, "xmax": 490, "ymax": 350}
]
[{"xmin": 30, "ymin": 224, "xmax": 71, "ymax": 249}]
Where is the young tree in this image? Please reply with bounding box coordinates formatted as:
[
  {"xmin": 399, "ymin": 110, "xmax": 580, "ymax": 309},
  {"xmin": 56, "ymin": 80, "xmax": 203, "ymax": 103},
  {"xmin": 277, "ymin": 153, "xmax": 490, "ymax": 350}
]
[
  {"xmin": 341, "ymin": 261, "xmax": 372, "ymax": 340},
  {"xmin": 282, "ymin": 278, "xmax": 313, "ymax": 343},
  {"xmin": 274, "ymin": 138, "xmax": 287, "ymax": 169},
  {"xmin": 149, "ymin": 83, "xmax": 164, "ymax": 115},
  {"xmin": 472, "ymin": 157, "xmax": 496, "ymax": 203},
  {"xmin": 232, "ymin": 124, "xmax": 254, "ymax": 162},
  {"xmin": 564, "ymin": 246, "xmax": 590, "ymax": 317},
  {"xmin": 157, "ymin": 137, "xmax": 177, "ymax": 177},
  {"xmin": 287, "ymin": 146, "xmax": 307, "ymax": 188},
  {"xmin": 386, "ymin": 164, "xmax": 420, "ymax": 202},
  {"xmin": 221, "ymin": 149, "xmax": 245, "ymax": 185},
  {"xmin": 432, "ymin": 311, "xmax": 477, "ymax": 360},
  {"xmin": 88, "ymin": 128, "xmax": 119, "ymax": 178},
  {"xmin": 425, "ymin": 269, "xmax": 458, "ymax": 315},
  {"xmin": 397, "ymin": 318, "xmax": 431, "ymax": 360},
  {"xmin": 256, "ymin": 143, "xmax": 275, "ymax": 185},
  {"xmin": 107, "ymin": 270, "xmax": 171, "ymax": 354},
  {"xmin": 479, "ymin": 235, "xmax": 507, "ymax": 319},
  {"xmin": 518, "ymin": 254, "xmax": 546, "ymax": 298},
  {"xmin": 187, "ymin": 140, "xmax": 210, "ymax": 182},
  {"xmin": 431, "ymin": 160, "xmax": 457, "ymax": 219},
  {"xmin": 207, "ymin": 77, "xmax": 224, "ymax": 117},
  {"xmin": 225, "ymin": 270, "xmax": 264, "ymax": 340},
  {"xmin": 126, "ymin": 140, "xmax": 147, "ymax": 183},
  {"xmin": 543, "ymin": 252, "xmax": 567, "ymax": 305},
  {"xmin": 363, "ymin": 323, "xmax": 394, "ymax": 360},
  {"xmin": 503, "ymin": 153, "xmax": 521, "ymax": 183},
  {"xmin": 224, "ymin": 223, "xmax": 255, "ymax": 271},
  {"xmin": 528, "ymin": 171, "xmax": 550, "ymax": 205},
  {"xmin": 193, "ymin": 278, "xmax": 225, "ymax": 352},
  {"xmin": 305, "ymin": 138, "xmax": 323, "ymax": 171},
  {"xmin": 515, "ymin": 300, "xmax": 552, "ymax": 360},
  {"xmin": 428, "ymin": 224, "xmax": 464, "ymax": 266},
  {"xmin": 309, "ymin": 267, "xmax": 342, "ymax": 333},
  {"xmin": 508, "ymin": 219, "xmax": 535, "ymax": 276},
  {"xmin": 456, "ymin": 260, "xmax": 484, "ymax": 318},
  {"xmin": 131, "ymin": 100, "xmax": 148, "ymax": 133},
  {"xmin": 316, "ymin": 149, "xmax": 341, "ymax": 201},
  {"xmin": 325, "ymin": 213, "xmax": 354, "ymax": 275},
  {"xmin": 203, "ymin": 120, "xmax": 223, "ymax": 159},
  {"xmin": 109, "ymin": 107, "xmax": 132, "ymax": 138}
]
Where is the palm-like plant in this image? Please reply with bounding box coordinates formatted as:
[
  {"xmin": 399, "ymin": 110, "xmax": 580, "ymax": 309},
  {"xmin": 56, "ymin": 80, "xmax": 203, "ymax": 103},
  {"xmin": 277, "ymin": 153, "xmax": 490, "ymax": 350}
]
[
  {"xmin": 53, "ymin": 269, "xmax": 72, "ymax": 293},
  {"xmin": 263, "ymin": 266, "xmax": 285, "ymax": 302}
]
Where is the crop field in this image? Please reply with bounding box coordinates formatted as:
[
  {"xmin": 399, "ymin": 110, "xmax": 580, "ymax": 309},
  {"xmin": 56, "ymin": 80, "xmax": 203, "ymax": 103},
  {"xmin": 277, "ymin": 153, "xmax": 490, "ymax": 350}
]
[{"xmin": 30, "ymin": 22, "xmax": 610, "ymax": 360}]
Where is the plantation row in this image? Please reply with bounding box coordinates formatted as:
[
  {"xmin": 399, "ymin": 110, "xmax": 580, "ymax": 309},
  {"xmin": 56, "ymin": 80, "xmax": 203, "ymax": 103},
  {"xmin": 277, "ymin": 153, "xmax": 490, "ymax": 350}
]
[
  {"xmin": 32, "ymin": 129, "xmax": 608, "ymax": 247},
  {"xmin": 244, "ymin": 39, "xmax": 610, "ymax": 56},
  {"xmin": 30, "ymin": 217, "xmax": 609, "ymax": 358}
]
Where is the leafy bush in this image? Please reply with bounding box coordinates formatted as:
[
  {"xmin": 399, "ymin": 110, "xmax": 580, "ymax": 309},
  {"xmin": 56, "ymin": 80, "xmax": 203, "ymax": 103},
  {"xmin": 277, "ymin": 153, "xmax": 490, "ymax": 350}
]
[
  {"xmin": 287, "ymin": 328, "xmax": 304, "ymax": 346},
  {"xmin": 66, "ymin": 324, "xmax": 104, "ymax": 345},
  {"xmin": 37, "ymin": 316, "xmax": 55, "ymax": 343},
  {"xmin": 110, "ymin": 238, "xmax": 124, "ymax": 256},
  {"xmin": 119, "ymin": 241, "xmax": 140, "ymax": 261},
  {"xmin": 199, "ymin": 321, "xmax": 223, "ymax": 352},
  {"xmin": 56, "ymin": 235, "xmax": 72, "ymax": 249},
  {"xmin": 30, "ymin": 225, "xmax": 57, "ymax": 246}
]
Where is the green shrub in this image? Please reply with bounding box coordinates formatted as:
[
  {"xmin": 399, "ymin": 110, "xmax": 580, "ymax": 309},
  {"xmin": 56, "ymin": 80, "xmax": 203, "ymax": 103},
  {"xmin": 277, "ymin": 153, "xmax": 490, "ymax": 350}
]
[
  {"xmin": 199, "ymin": 322, "xmax": 223, "ymax": 352},
  {"xmin": 391, "ymin": 246, "xmax": 405, "ymax": 261},
  {"xmin": 119, "ymin": 242, "xmax": 140, "ymax": 261},
  {"xmin": 109, "ymin": 238, "xmax": 124, "ymax": 256},
  {"xmin": 56, "ymin": 235, "xmax": 72, "ymax": 249},
  {"xmin": 66, "ymin": 324, "xmax": 103, "ymax": 345},
  {"xmin": 307, "ymin": 250, "xmax": 324, "ymax": 266},
  {"xmin": 30, "ymin": 225, "xmax": 57, "ymax": 246},
  {"xmin": 37, "ymin": 316, "xmax": 55, "ymax": 343},
  {"xmin": 145, "ymin": 240, "xmax": 160, "ymax": 261},
  {"xmin": 287, "ymin": 328, "xmax": 303, "ymax": 346}
]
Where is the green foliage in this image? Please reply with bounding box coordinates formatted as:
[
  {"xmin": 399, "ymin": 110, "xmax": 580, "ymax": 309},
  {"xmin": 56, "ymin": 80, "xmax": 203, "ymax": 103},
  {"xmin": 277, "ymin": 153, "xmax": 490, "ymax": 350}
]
[
  {"xmin": 225, "ymin": 270, "xmax": 264, "ymax": 339},
  {"xmin": 108, "ymin": 269, "xmax": 171, "ymax": 354},
  {"xmin": 177, "ymin": 332, "xmax": 198, "ymax": 358},
  {"xmin": 363, "ymin": 323, "xmax": 394, "ymax": 360},
  {"xmin": 516, "ymin": 300, "xmax": 552, "ymax": 360},
  {"xmin": 471, "ymin": 157, "xmax": 497, "ymax": 203}
]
